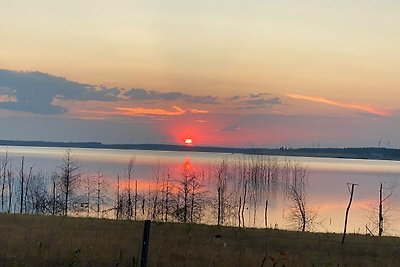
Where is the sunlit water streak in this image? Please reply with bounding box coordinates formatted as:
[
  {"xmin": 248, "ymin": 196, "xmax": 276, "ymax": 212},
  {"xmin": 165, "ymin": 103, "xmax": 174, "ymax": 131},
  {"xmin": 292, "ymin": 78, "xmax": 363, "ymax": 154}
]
[{"xmin": 1, "ymin": 145, "xmax": 400, "ymax": 235}]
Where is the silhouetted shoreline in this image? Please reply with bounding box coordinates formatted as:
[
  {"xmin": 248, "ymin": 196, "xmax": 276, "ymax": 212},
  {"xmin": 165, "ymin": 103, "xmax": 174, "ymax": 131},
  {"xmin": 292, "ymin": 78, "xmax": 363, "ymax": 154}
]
[{"xmin": 0, "ymin": 139, "xmax": 399, "ymax": 161}]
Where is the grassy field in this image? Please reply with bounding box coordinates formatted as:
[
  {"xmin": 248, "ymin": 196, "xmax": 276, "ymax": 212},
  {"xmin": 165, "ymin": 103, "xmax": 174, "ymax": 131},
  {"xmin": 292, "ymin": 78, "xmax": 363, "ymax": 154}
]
[{"xmin": 0, "ymin": 214, "xmax": 399, "ymax": 266}]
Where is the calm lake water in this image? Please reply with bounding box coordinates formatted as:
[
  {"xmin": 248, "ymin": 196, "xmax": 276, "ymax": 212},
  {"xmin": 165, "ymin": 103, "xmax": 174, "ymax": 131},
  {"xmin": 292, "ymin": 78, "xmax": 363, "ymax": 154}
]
[{"xmin": 1, "ymin": 145, "xmax": 400, "ymax": 235}]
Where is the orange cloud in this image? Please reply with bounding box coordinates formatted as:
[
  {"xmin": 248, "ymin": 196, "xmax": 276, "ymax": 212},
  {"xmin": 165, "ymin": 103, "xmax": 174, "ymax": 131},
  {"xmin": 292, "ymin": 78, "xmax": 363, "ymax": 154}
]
[
  {"xmin": 190, "ymin": 109, "xmax": 209, "ymax": 114},
  {"xmin": 116, "ymin": 105, "xmax": 185, "ymax": 116},
  {"xmin": 286, "ymin": 93, "xmax": 391, "ymax": 117},
  {"xmin": 0, "ymin": 95, "xmax": 17, "ymax": 102}
]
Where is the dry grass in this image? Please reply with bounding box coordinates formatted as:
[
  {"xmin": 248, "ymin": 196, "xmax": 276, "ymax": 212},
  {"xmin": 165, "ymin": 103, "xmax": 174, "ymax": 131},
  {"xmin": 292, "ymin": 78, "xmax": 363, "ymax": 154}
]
[{"xmin": 0, "ymin": 213, "xmax": 399, "ymax": 266}]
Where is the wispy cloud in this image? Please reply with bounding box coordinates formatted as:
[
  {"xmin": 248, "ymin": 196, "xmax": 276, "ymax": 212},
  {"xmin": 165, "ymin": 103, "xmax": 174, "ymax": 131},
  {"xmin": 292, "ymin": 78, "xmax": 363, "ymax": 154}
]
[
  {"xmin": 240, "ymin": 97, "xmax": 281, "ymax": 107},
  {"xmin": 190, "ymin": 109, "xmax": 209, "ymax": 114},
  {"xmin": 249, "ymin": 93, "xmax": 270, "ymax": 98},
  {"xmin": 286, "ymin": 93, "xmax": 391, "ymax": 117},
  {"xmin": 221, "ymin": 123, "xmax": 240, "ymax": 132},
  {"xmin": 124, "ymin": 88, "xmax": 219, "ymax": 104},
  {"xmin": 116, "ymin": 106, "xmax": 186, "ymax": 116},
  {"xmin": 223, "ymin": 93, "xmax": 282, "ymax": 110}
]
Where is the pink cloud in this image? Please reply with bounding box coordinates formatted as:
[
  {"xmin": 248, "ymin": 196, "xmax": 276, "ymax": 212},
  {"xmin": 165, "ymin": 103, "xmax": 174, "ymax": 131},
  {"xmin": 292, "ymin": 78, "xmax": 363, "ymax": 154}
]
[{"xmin": 286, "ymin": 93, "xmax": 391, "ymax": 117}]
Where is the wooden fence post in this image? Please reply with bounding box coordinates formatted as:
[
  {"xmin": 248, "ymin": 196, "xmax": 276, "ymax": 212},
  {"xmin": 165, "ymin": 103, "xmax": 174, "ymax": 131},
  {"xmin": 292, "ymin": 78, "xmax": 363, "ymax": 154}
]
[{"xmin": 140, "ymin": 220, "xmax": 151, "ymax": 267}]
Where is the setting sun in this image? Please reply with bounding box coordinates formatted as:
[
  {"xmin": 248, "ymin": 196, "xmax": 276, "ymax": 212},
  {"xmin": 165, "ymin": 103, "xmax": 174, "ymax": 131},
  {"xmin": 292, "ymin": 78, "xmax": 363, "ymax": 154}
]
[{"xmin": 184, "ymin": 138, "xmax": 193, "ymax": 145}]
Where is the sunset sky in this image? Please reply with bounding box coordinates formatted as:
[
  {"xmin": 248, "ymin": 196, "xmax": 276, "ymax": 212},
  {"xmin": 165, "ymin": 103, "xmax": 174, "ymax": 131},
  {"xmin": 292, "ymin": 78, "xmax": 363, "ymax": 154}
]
[{"xmin": 1, "ymin": 1, "xmax": 399, "ymax": 147}]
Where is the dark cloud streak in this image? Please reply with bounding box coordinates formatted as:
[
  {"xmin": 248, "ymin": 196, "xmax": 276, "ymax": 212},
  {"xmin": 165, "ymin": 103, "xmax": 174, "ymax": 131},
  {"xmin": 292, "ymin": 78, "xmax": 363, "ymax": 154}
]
[
  {"xmin": 0, "ymin": 69, "xmax": 283, "ymax": 116},
  {"xmin": 124, "ymin": 88, "xmax": 219, "ymax": 104},
  {"xmin": 240, "ymin": 97, "xmax": 281, "ymax": 106}
]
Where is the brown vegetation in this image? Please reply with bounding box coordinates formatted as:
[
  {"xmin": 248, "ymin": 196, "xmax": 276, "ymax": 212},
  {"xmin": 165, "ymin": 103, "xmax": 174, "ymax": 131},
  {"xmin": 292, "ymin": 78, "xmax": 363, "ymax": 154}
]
[{"xmin": 0, "ymin": 213, "xmax": 400, "ymax": 266}]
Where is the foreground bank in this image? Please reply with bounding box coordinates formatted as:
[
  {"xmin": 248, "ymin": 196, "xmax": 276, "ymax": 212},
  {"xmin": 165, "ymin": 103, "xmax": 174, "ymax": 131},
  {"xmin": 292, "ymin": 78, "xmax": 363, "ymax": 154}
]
[{"xmin": 0, "ymin": 214, "xmax": 399, "ymax": 266}]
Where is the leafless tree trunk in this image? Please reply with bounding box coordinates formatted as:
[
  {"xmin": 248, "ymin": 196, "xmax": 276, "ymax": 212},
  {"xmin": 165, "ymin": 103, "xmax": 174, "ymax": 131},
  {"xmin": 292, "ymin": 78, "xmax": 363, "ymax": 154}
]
[
  {"xmin": 238, "ymin": 196, "xmax": 242, "ymax": 227},
  {"xmin": 19, "ymin": 157, "xmax": 24, "ymax": 213},
  {"xmin": 163, "ymin": 170, "xmax": 172, "ymax": 222},
  {"xmin": 215, "ymin": 160, "xmax": 228, "ymax": 225},
  {"xmin": 342, "ymin": 183, "xmax": 358, "ymax": 246},
  {"xmin": 84, "ymin": 174, "xmax": 91, "ymax": 217},
  {"xmin": 379, "ymin": 182, "xmax": 383, "ymax": 236},
  {"xmin": 94, "ymin": 170, "xmax": 109, "ymax": 218},
  {"xmin": 116, "ymin": 174, "xmax": 121, "ymax": 220},
  {"xmin": 7, "ymin": 162, "xmax": 13, "ymax": 213},
  {"xmin": 265, "ymin": 199, "xmax": 268, "ymax": 227},
  {"xmin": 1, "ymin": 151, "xmax": 8, "ymax": 212},
  {"xmin": 142, "ymin": 197, "xmax": 145, "ymax": 216},
  {"xmin": 150, "ymin": 162, "xmax": 162, "ymax": 220},
  {"xmin": 126, "ymin": 157, "xmax": 135, "ymax": 220},
  {"xmin": 51, "ymin": 173, "xmax": 57, "ymax": 215},
  {"xmin": 241, "ymin": 181, "xmax": 247, "ymax": 227},
  {"xmin": 376, "ymin": 181, "xmax": 396, "ymax": 236},
  {"xmin": 24, "ymin": 166, "xmax": 33, "ymax": 213},
  {"xmin": 183, "ymin": 170, "xmax": 189, "ymax": 223},
  {"xmin": 217, "ymin": 187, "xmax": 221, "ymax": 225},
  {"xmin": 134, "ymin": 180, "xmax": 138, "ymax": 220}
]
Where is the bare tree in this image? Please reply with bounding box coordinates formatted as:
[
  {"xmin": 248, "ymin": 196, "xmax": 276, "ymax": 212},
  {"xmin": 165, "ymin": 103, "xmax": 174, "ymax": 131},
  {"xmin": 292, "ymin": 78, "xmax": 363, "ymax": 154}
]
[
  {"xmin": 209, "ymin": 159, "xmax": 238, "ymax": 226},
  {"xmin": 23, "ymin": 165, "xmax": 33, "ymax": 213},
  {"xmin": 215, "ymin": 160, "xmax": 228, "ymax": 225},
  {"xmin": 126, "ymin": 157, "xmax": 135, "ymax": 220},
  {"xmin": 189, "ymin": 170, "xmax": 207, "ymax": 223},
  {"xmin": 94, "ymin": 170, "xmax": 110, "ymax": 218},
  {"xmin": 175, "ymin": 161, "xmax": 191, "ymax": 223},
  {"xmin": 263, "ymin": 157, "xmax": 280, "ymax": 227},
  {"xmin": 286, "ymin": 162, "xmax": 317, "ymax": 232},
  {"xmin": 377, "ymin": 181, "xmax": 398, "ymax": 236},
  {"xmin": 27, "ymin": 171, "xmax": 49, "ymax": 214},
  {"xmin": 117, "ymin": 158, "xmax": 144, "ymax": 220},
  {"xmin": 287, "ymin": 184, "xmax": 318, "ymax": 231},
  {"xmin": 173, "ymin": 160, "xmax": 207, "ymax": 223},
  {"xmin": 58, "ymin": 149, "xmax": 81, "ymax": 216},
  {"xmin": 160, "ymin": 168, "xmax": 173, "ymax": 222},
  {"xmin": 235, "ymin": 157, "xmax": 249, "ymax": 227},
  {"xmin": 364, "ymin": 180, "xmax": 397, "ymax": 236},
  {"xmin": 149, "ymin": 161, "xmax": 162, "ymax": 220},
  {"xmin": 50, "ymin": 172, "xmax": 61, "ymax": 215},
  {"xmin": 82, "ymin": 174, "xmax": 92, "ymax": 216}
]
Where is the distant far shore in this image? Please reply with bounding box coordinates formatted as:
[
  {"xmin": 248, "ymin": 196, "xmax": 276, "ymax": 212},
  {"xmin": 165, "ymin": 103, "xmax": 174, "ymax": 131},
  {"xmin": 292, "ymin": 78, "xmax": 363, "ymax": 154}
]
[{"xmin": 0, "ymin": 139, "xmax": 399, "ymax": 161}]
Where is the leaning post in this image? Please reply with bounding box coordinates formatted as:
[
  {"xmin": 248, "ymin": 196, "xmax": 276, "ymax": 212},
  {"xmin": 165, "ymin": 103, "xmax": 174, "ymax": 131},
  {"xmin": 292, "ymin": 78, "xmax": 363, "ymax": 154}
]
[{"xmin": 341, "ymin": 182, "xmax": 358, "ymax": 246}]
